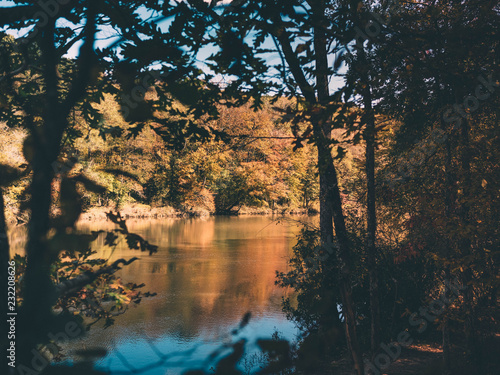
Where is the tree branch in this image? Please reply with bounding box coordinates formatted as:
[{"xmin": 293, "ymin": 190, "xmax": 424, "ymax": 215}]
[
  {"xmin": 60, "ymin": 0, "xmax": 98, "ymax": 120},
  {"xmin": 0, "ymin": 61, "xmax": 28, "ymax": 83},
  {"xmin": 273, "ymin": 26, "xmax": 316, "ymax": 103},
  {"xmin": 54, "ymin": 257, "xmax": 139, "ymax": 298}
]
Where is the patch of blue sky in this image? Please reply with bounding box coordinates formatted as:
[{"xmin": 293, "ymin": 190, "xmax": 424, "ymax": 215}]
[{"xmin": 0, "ymin": 0, "xmax": 345, "ymax": 94}]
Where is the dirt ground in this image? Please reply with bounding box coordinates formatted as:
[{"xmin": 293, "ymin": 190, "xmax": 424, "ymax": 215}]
[{"xmin": 306, "ymin": 335, "xmax": 500, "ymax": 375}]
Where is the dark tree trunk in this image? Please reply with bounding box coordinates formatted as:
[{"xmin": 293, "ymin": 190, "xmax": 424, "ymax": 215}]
[
  {"xmin": 321, "ymin": 143, "xmax": 364, "ymax": 375},
  {"xmin": 362, "ymin": 77, "xmax": 381, "ymax": 359},
  {"xmin": 442, "ymin": 128, "xmax": 454, "ymax": 375},
  {"xmin": 314, "ymin": 18, "xmax": 334, "ymax": 246},
  {"xmin": 20, "ymin": 153, "xmax": 60, "ymax": 344},
  {"xmin": 312, "ymin": 7, "xmax": 364, "ymax": 373},
  {"xmin": 354, "ymin": 42, "xmax": 381, "ymax": 359},
  {"xmin": 18, "ymin": 19, "xmax": 63, "ymax": 362},
  {"xmin": 18, "ymin": 4, "xmax": 98, "ymax": 365},
  {"xmin": 458, "ymin": 116, "xmax": 481, "ymax": 369},
  {"xmin": 273, "ymin": 5, "xmax": 363, "ymax": 372}
]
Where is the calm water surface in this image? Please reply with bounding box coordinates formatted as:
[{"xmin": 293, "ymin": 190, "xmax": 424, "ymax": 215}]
[{"xmin": 10, "ymin": 216, "xmax": 311, "ymax": 374}]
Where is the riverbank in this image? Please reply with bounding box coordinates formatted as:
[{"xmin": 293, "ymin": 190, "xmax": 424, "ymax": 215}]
[
  {"xmin": 2, "ymin": 203, "xmax": 318, "ymax": 225},
  {"xmin": 78, "ymin": 203, "xmax": 316, "ymax": 221},
  {"xmin": 6, "ymin": 203, "xmax": 318, "ymax": 225}
]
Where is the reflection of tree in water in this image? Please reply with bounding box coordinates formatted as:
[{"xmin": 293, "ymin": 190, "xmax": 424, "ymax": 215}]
[{"xmin": 64, "ymin": 217, "xmax": 298, "ymax": 357}]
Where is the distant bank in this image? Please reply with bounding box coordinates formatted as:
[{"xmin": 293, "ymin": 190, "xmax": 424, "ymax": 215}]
[{"xmin": 78, "ymin": 203, "xmax": 319, "ymax": 221}]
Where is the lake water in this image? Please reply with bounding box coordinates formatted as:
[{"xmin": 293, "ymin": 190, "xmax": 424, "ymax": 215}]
[{"xmin": 9, "ymin": 216, "xmax": 311, "ymax": 374}]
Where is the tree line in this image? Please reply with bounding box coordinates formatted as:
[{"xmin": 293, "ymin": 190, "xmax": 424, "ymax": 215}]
[{"xmin": 1, "ymin": 92, "xmax": 320, "ymax": 218}]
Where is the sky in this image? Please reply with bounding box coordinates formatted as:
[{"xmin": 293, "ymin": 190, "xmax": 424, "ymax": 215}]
[{"xmin": 0, "ymin": 0, "xmax": 345, "ymax": 93}]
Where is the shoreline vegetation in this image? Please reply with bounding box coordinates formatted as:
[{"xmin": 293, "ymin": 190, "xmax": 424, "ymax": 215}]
[
  {"xmin": 78, "ymin": 203, "xmax": 318, "ymax": 221},
  {"xmin": 1, "ymin": 98, "xmax": 325, "ymax": 227},
  {"xmin": 6, "ymin": 203, "xmax": 319, "ymax": 226}
]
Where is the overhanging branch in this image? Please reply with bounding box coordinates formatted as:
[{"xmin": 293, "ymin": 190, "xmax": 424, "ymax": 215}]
[{"xmin": 54, "ymin": 257, "xmax": 139, "ymax": 298}]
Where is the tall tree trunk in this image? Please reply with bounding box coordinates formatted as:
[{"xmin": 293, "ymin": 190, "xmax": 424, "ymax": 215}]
[
  {"xmin": 18, "ymin": 5, "xmax": 98, "ymax": 364},
  {"xmin": 458, "ymin": 115, "xmax": 481, "ymax": 369},
  {"xmin": 18, "ymin": 19, "xmax": 62, "ymax": 364},
  {"xmin": 273, "ymin": 4, "xmax": 364, "ymax": 372},
  {"xmin": 313, "ymin": 9, "xmax": 334, "ymax": 247},
  {"xmin": 312, "ymin": 6, "xmax": 364, "ymax": 373},
  {"xmin": 350, "ymin": 5, "xmax": 381, "ymax": 358},
  {"xmin": 351, "ymin": 37, "xmax": 381, "ymax": 357},
  {"xmin": 20, "ymin": 153, "xmax": 60, "ymax": 349},
  {"xmin": 360, "ymin": 64, "xmax": 381, "ymax": 359},
  {"xmin": 442, "ymin": 128, "xmax": 454, "ymax": 375},
  {"xmin": 365, "ymin": 100, "xmax": 381, "ymax": 358},
  {"xmin": 436, "ymin": 63, "xmax": 456, "ymax": 373},
  {"xmin": 321, "ymin": 142, "xmax": 364, "ymax": 375}
]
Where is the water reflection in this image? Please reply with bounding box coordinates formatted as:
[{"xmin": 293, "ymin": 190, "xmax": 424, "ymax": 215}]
[{"xmin": 8, "ymin": 216, "xmax": 311, "ymax": 374}]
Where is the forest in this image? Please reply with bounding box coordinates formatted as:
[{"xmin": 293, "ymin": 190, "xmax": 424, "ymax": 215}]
[
  {"xmin": 1, "ymin": 96, "xmax": 320, "ymax": 219},
  {"xmin": 0, "ymin": 1, "xmax": 498, "ymax": 375}
]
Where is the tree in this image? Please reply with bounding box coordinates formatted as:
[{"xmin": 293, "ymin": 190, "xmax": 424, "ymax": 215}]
[
  {"xmin": 0, "ymin": 1, "xmax": 209, "ymax": 371},
  {"xmin": 341, "ymin": 1, "xmax": 384, "ymax": 357},
  {"xmin": 370, "ymin": 0, "xmax": 499, "ymax": 371},
  {"xmin": 181, "ymin": 0, "xmax": 367, "ymax": 372}
]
